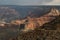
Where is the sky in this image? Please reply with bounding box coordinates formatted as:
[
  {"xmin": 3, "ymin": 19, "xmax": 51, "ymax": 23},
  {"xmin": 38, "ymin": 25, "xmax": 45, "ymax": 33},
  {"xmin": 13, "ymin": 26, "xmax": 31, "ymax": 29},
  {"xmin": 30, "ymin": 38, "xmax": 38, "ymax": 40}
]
[{"xmin": 0, "ymin": 0, "xmax": 60, "ymax": 5}]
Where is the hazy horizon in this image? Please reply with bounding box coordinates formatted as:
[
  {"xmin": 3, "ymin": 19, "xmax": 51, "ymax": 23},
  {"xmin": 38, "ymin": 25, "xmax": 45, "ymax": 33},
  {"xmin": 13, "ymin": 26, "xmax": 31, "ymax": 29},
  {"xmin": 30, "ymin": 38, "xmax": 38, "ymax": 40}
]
[{"xmin": 0, "ymin": 0, "xmax": 60, "ymax": 5}]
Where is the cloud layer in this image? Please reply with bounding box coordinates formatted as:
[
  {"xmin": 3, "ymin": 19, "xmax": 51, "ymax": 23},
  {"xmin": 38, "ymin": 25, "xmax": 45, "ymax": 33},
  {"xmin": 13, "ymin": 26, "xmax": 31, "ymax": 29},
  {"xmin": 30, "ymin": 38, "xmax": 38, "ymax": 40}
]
[
  {"xmin": 0, "ymin": 0, "xmax": 60, "ymax": 5},
  {"xmin": 45, "ymin": 0, "xmax": 60, "ymax": 5}
]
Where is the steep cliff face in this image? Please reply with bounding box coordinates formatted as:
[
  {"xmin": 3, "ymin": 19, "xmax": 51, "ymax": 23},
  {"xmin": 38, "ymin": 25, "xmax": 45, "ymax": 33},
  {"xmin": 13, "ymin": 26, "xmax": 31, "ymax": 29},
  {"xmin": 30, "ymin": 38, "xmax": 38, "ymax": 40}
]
[{"xmin": 24, "ymin": 8, "xmax": 60, "ymax": 31}]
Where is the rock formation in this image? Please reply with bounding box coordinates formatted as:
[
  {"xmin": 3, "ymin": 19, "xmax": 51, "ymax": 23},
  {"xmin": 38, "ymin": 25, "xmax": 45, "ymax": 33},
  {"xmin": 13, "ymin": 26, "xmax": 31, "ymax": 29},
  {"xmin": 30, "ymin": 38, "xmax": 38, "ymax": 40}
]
[{"xmin": 23, "ymin": 8, "xmax": 60, "ymax": 31}]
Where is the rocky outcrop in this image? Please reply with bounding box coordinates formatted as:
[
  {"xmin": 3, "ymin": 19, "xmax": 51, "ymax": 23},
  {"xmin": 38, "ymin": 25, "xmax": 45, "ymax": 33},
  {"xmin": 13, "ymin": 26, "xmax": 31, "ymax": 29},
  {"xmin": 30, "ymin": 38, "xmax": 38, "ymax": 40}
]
[{"xmin": 23, "ymin": 8, "xmax": 60, "ymax": 31}]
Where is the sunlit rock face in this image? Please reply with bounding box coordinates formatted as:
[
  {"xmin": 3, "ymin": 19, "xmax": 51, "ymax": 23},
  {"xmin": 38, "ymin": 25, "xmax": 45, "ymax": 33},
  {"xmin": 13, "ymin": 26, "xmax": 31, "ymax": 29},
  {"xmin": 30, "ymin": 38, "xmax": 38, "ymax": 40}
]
[
  {"xmin": 47, "ymin": 8, "xmax": 60, "ymax": 16},
  {"xmin": 11, "ymin": 20, "xmax": 26, "ymax": 25},
  {"xmin": 23, "ymin": 8, "xmax": 60, "ymax": 31}
]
